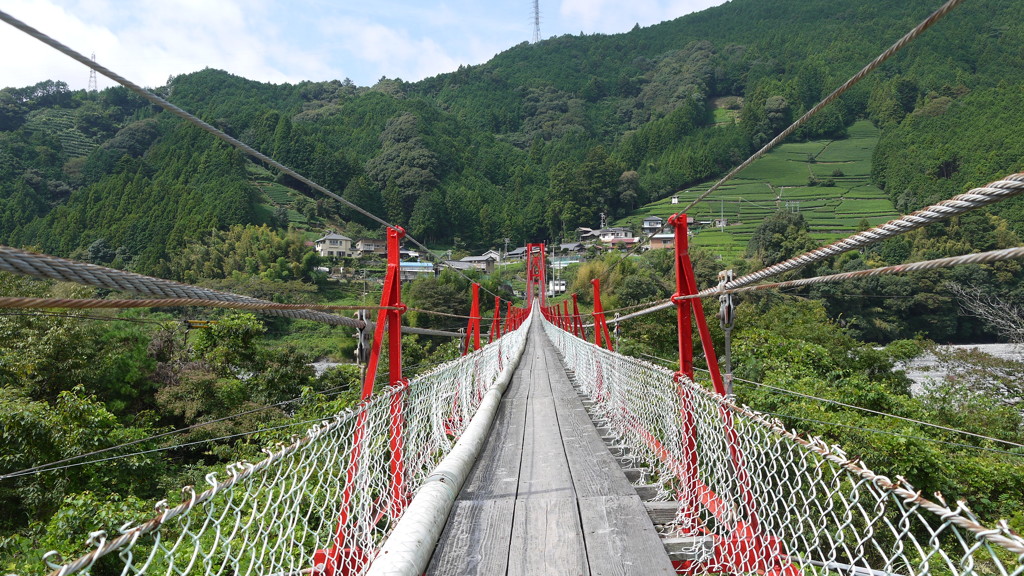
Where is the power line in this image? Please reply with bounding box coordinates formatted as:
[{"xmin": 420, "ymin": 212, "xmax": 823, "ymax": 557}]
[
  {"xmin": 636, "ymin": 353, "xmax": 1024, "ymax": 452},
  {"xmin": 0, "ymin": 384, "xmax": 358, "ymax": 480}
]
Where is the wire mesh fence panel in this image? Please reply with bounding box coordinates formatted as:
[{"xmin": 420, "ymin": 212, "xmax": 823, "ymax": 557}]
[
  {"xmin": 543, "ymin": 319, "xmax": 1024, "ymax": 576},
  {"xmin": 41, "ymin": 319, "xmax": 530, "ymax": 576}
]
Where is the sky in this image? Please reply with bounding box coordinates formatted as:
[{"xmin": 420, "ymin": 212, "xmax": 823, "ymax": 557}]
[{"xmin": 0, "ymin": 0, "xmax": 727, "ymax": 92}]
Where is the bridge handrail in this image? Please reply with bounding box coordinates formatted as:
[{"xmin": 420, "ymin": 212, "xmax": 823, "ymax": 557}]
[
  {"xmin": 542, "ymin": 318, "xmax": 1024, "ymax": 576},
  {"xmin": 40, "ymin": 312, "xmax": 533, "ymax": 576}
]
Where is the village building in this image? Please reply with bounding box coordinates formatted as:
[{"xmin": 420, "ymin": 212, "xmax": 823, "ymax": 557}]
[
  {"xmin": 314, "ymin": 232, "xmax": 353, "ymax": 258},
  {"xmin": 641, "ymin": 216, "xmax": 664, "ymax": 235},
  {"xmin": 399, "ymin": 262, "xmax": 436, "ymax": 281},
  {"xmin": 505, "ymin": 246, "xmax": 528, "ymax": 260},
  {"xmin": 459, "ymin": 254, "xmax": 498, "ymax": 274},
  {"xmin": 355, "ymin": 238, "xmax": 387, "ymax": 255}
]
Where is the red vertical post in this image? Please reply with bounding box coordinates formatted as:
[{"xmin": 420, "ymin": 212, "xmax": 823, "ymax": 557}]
[
  {"xmin": 562, "ymin": 300, "xmax": 570, "ymax": 331},
  {"xmin": 571, "ymin": 294, "xmax": 584, "ymax": 339},
  {"xmin": 671, "ymin": 216, "xmax": 695, "ymax": 381},
  {"xmin": 591, "ymin": 278, "xmax": 613, "ymax": 351},
  {"xmin": 670, "ymin": 213, "xmax": 760, "ymax": 533},
  {"xmin": 489, "ymin": 296, "xmax": 502, "ymax": 343},
  {"xmin": 525, "ymin": 243, "xmax": 547, "ymax": 308},
  {"xmin": 464, "ymin": 283, "xmax": 482, "ymax": 354},
  {"xmin": 316, "ymin": 226, "xmax": 407, "ymax": 575}
]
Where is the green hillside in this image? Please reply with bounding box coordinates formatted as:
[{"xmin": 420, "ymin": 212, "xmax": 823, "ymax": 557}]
[
  {"xmin": 0, "ymin": 0, "xmax": 1021, "ymax": 274},
  {"xmin": 621, "ymin": 120, "xmax": 897, "ymax": 259}
]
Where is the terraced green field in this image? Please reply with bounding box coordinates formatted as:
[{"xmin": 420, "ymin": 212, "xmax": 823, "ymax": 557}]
[
  {"xmin": 620, "ymin": 120, "xmax": 897, "ymax": 260},
  {"xmin": 23, "ymin": 108, "xmax": 98, "ymax": 158}
]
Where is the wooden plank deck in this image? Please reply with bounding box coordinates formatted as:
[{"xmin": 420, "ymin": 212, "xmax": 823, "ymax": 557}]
[{"xmin": 428, "ymin": 320, "xmax": 675, "ymax": 576}]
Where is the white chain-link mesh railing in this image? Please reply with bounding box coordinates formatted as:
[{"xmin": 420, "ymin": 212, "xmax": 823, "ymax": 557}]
[
  {"xmin": 40, "ymin": 318, "xmax": 531, "ymax": 576},
  {"xmin": 543, "ymin": 319, "xmax": 1024, "ymax": 576}
]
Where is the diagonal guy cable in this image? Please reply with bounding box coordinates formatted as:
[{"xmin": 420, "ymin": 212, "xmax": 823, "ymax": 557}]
[
  {"xmin": 588, "ymin": 0, "xmax": 967, "ymax": 281},
  {"xmin": 0, "ymin": 245, "xmax": 462, "ymax": 337},
  {"xmin": 0, "ymin": 8, "xmax": 510, "ymax": 306},
  {"xmin": 678, "ymin": 0, "xmax": 966, "ymax": 214}
]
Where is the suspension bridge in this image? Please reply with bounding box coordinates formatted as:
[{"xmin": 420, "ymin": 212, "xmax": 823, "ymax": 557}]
[{"xmin": 1, "ymin": 0, "xmax": 1024, "ymax": 574}]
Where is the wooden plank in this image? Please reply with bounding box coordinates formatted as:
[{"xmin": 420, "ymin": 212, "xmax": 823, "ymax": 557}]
[
  {"xmin": 552, "ymin": 392, "xmax": 637, "ymax": 497},
  {"xmin": 456, "ymin": 393, "xmax": 528, "ymax": 501},
  {"xmin": 508, "ymin": 497, "xmax": 589, "ymax": 576},
  {"xmin": 516, "ymin": 344, "xmax": 575, "ymax": 499},
  {"xmin": 428, "ymin": 499, "xmax": 515, "ymax": 575},
  {"xmin": 536, "ymin": 331, "xmax": 638, "ymax": 498},
  {"xmin": 577, "ymin": 495, "xmax": 677, "ymax": 576}
]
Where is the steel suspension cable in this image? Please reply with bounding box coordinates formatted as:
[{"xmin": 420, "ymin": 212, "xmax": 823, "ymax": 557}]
[
  {"xmin": 0, "ymin": 8, "xmax": 511, "ymax": 307},
  {"xmin": 0, "ymin": 246, "xmax": 462, "ymax": 337},
  {"xmin": 0, "ymin": 296, "xmax": 396, "ymax": 312},
  {"xmin": 606, "ymin": 173, "xmax": 1024, "ymax": 325}
]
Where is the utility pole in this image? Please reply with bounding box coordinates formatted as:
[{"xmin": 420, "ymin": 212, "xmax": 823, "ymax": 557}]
[{"xmin": 503, "ymin": 237, "xmax": 510, "ymax": 260}]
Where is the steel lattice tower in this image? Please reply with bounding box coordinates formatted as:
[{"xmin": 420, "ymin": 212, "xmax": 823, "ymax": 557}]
[
  {"xmin": 88, "ymin": 53, "xmax": 97, "ymax": 92},
  {"xmin": 532, "ymin": 0, "xmax": 541, "ymax": 43}
]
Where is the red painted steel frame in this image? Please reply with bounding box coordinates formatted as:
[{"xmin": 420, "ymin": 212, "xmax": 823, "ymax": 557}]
[
  {"xmin": 525, "ymin": 243, "xmax": 546, "ymax": 308},
  {"xmin": 670, "ymin": 214, "xmax": 766, "ymax": 552},
  {"xmin": 571, "ymin": 294, "xmax": 584, "ymax": 339},
  {"xmin": 591, "ymin": 278, "xmax": 613, "ymax": 350},
  {"xmin": 314, "ymin": 226, "xmax": 408, "ymax": 576},
  {"xmin": 464, "ymin": 283, "xmax": 482, "ymax": 354},
  {"xmin": 488, "ymin": 296, "xmax": 502, "ymax": 343}
]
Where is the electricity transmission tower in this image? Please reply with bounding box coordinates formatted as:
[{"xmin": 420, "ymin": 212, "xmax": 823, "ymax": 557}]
[
  {"xmin": 532, "ymin": 0, "xmax": 541, "ymax": 43},
  {"xmin": 88, "ymin": 53, "xmax": 97, "ymax": 92}
]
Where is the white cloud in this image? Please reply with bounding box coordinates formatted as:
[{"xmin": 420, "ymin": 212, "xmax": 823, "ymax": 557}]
[
  {"xmin": 0, "ymin": 0, "xmax": 338, "ymax": 90},
  {"xmin": 0, "ymin": 0, "xmax": 120, "ymax": 89},
  {"xmin": 319, "ymin": 16, "xmax": 461, "ymax": 83}
]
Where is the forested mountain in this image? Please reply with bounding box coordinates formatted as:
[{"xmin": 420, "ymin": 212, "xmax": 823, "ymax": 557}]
[{"xmin": 2, "ymin": 0, "xmax": 1022, "ymax": 274}]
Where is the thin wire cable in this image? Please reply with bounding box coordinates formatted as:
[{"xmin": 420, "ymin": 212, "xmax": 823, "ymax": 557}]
[
  {"xmin": 0, "ymin": 296, "xmax": 397, "ymax": 312},
  {"xmin": 0, "ymin": 8, "xmax": 511, "ymax": 307},
  {"xmin": 0, "ymin": 384, "xmax": 359, "ymax": 480},
  {"xmin": 2, "ymin": 414, "xmax": 339, "ymax": 480},
  {"xmin": 0, "ymin": 310, "xmax": 167, "ymax": 325},
  {"xmin": 763, "ymin": 410, "xmax": 1024, "ymax": 458},
  {"xmin": 680, "ymin": 0, "xmax": 966, "ymax": 214},
  {"xmin": 637, "ymin": 352, "xmax": 1024, "ymax": 451}
]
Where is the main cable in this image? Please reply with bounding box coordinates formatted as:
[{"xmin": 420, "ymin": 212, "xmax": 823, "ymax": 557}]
[
  {"xmin": 0, "ymin": 245, "xmax": 464, "ymax": 337},
  {"xmin": 605, "ymin": 173, "xmax": 1024, "ymax": 325},
  {"xmin": 0, "ymin": 8, "xmax": 511, "ymax": 307}
]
